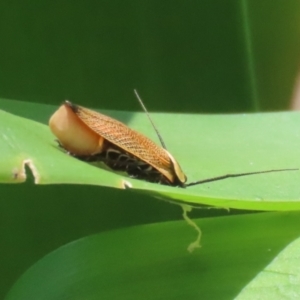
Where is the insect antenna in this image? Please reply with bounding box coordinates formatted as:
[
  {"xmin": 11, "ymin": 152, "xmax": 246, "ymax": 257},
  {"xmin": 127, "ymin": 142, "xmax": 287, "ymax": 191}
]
[
  {"xmin": 185, "ymin": 168, "xmax": 299, "ymax": 187},
  {"xmin": 134, "ymin": 89, "xmax": 168, "ymax": 150}
]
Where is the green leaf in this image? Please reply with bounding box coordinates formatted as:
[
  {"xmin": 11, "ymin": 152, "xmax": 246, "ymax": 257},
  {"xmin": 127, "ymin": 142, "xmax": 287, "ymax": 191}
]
[
  {"xmin": 235, "ymin": 236, "xmax": 300, "ymax": 299},
  {"xmin": 1, "ymin": 98, "xmax": 300, "ymax": 210},
  {"xmin": 5, "ymin": 212, "xmax": 300, "ymax": 300}
]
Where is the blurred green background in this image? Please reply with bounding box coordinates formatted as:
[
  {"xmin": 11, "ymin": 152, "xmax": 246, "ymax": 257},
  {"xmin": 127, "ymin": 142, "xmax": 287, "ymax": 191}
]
[
  {"xmin": 1, "ymin": 0, "xmax": 300, "ymax": 298},
  {"xmin": 1, "ymin": 0, "xmax": 300, "ymax": 112}
]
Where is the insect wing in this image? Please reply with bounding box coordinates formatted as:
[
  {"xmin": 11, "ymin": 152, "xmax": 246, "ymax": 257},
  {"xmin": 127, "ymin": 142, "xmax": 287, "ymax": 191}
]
[{"xmin": 67, "ymin": 102, "xmax": 177, "ymax": 183}]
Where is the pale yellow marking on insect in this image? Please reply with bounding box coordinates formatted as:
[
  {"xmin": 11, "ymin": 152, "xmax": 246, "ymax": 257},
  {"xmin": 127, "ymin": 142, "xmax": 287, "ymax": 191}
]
[
  {"xmin": 13, "ymin": 159, "xmax": 40, "ymax": 184},
  {"xmin": 181, "ymin": 204, "xmax": 202, "ymax": 252},
  {"xmin": 49, "ymin": 102, "xmax": 105, "ymax": 156},
  {"xmin": 120, "ymin": 179, "xmax": 133, "ymax": 189},
  {"xmin": 165, "ymin": 150, "xmax": 187, "ymax": 184}
]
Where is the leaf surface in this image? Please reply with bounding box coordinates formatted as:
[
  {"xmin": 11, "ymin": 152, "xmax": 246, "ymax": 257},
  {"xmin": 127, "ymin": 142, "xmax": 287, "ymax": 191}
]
[
  {"xmin": 5, "ymin": 212, "xmax": 300, "ymax": 300},
  {"xmin": 1, "ymin": 98, "xmax": 300, "ymax": 210}
]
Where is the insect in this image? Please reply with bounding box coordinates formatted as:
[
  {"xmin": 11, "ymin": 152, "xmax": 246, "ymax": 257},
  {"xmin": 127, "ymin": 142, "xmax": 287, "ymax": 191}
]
[{"xmin": 49, "ymin": 90, "xmax": 297, "ymax": 187}]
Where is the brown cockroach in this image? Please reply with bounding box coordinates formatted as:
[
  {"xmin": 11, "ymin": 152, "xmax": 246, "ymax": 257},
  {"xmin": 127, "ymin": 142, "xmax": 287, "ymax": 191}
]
[{"xmin": 49, "ymin": 91, "xmax": 297, "ymax": 187}]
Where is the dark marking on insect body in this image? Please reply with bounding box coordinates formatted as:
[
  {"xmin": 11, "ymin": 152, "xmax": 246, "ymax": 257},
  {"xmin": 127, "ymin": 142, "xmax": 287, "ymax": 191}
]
[{"xmin": 72, "ymin": 142, "xmax": 170, "ymax": 185}]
